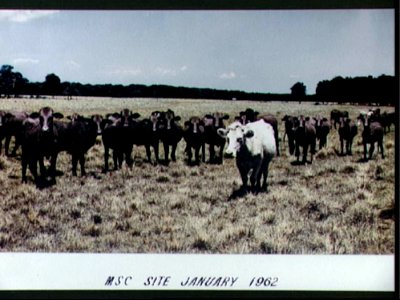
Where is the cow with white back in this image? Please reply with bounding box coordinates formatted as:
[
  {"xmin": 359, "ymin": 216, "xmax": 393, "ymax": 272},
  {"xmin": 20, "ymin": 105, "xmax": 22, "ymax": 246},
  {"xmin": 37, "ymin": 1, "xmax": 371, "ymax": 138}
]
[{"xmin": 217, "ymin": 119, "xmax": 276, "ymax": 197}]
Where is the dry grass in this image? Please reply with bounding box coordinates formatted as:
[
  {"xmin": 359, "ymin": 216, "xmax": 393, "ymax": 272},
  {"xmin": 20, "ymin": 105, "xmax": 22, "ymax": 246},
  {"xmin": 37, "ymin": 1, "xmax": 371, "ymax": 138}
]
[{"xmin": 0, "ymin": 97, "xmax": 395, "ymax": 254}]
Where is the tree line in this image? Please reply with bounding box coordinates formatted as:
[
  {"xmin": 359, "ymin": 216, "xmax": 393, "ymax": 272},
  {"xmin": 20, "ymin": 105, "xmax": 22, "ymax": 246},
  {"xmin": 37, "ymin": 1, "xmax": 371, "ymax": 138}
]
[{"xmin": 0, "ymin": 64, "xmax": 396, "ymax": 106}]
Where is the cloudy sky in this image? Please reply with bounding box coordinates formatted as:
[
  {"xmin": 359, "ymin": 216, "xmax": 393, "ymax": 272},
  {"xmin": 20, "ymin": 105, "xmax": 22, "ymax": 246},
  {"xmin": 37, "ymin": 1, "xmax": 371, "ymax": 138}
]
[{"xmin": 0, "ymin": 9, "xmax": 394, "ymax": 94}]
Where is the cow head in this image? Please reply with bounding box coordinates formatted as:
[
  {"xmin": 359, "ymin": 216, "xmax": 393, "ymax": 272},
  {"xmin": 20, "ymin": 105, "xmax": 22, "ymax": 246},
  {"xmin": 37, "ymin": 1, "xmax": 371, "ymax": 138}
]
[
  {"xmin": 238, "ymin": 108, "xmax": 259, "ymax": 125},
  {"xmin": 165, "ymin": 109, "xmax": 180, "ymax": 130},
  {"xmin": 91, "ymin": 114, "xmax": 104, "ymax": 135},
  {"xmin": 217, "ymin": 121, "xmax": 253, "ymax": 157},
  {"xmin": 185, "ymin": 116, "xmax": 204, "ymax": 134},
  {"xmin": 30, "ymin": 107, "xmax": 64, "ymax": 132},
  {"xmin": 150, "ymin": 111, "xmax": 164, "ymax": 132}
]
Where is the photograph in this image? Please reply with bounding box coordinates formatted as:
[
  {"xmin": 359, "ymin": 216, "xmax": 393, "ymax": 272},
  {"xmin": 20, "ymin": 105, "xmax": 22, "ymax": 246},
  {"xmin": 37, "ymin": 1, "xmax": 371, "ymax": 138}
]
[{"xmin": 0, "ymin": 1, "xmax": 396, "ymax": 297}]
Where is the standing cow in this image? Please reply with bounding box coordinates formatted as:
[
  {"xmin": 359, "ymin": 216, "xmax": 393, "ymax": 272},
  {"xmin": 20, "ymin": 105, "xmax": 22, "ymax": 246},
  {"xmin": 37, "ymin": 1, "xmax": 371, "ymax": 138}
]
[
  {"xmin": 203, "ymin": 112, "xmax": 229, "ymax": 164},
  {"xmin": 20, "ymin": 107, "xmax": 64, "ymax": 185},
  {"xmin": 358, "ymin": 113, "xmax": 384, "ymax": 161},
  {"xmin": 338, "ymin": 117, "xmax": 357, "ymax": 156},
  {"xmin": 293, "ymin": 116, "xmax": 316, "ymax": 164},
  {"xmin": 183, "ymin": 116, "xmax": 205, "ymax": 166},
  {"xmin": 217, "ymin": 119, "xmax": 276, "ymax": 195},
  {"xmin": 314, "ymin": 116, "xmax": 330, "ymax": 149},
  {"xmin": 330, "ymin": 109, "xmax": 349, "ymax": 129},
  {"xmin": 160, "ymin": 109, "xmax": 183, "ymax": 164}
]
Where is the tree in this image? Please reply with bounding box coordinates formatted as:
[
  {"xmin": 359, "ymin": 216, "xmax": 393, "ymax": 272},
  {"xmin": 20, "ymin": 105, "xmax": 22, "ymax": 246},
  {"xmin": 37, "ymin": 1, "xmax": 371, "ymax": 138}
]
[
  {"xmin": 44, "ymin": 73, "xmax": 61, "ymax": 97},
  {"xmin": 291, "ymin": 82, "xmax": 306, "ymax": 102}
]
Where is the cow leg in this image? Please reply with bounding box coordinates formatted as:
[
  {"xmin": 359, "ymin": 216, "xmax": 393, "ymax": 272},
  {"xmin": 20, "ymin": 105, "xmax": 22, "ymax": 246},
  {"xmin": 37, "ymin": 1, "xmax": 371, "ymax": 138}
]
[
  {"xmin": 218, "ymin": 143, "xmax": 224, "ymax": 164},
  {"xmin": 79, "ymin": 154, "xmax": 86, "ymax": 176},
  {"xmin": 194, "ymin": 145, "xmax": 201, "ymax": 165},
  {"xmin": 21, "ymin": 154, "xmax": 28, "ymax": 183},
  {"xmin": 171, "ymin": 143, "xmax": 177, "ymax": 162},
  {"xmin": 145, "ymin": 145, "xmax": 152, "ymax": 164},
  {"xmin": 340, "ymin": 138, "xmax": 344, "ymax": 155},
  {"xmin": 302, "ymin": 144, "xmax": 309, "ymax": 163},
  {"xmin": 261, "ymin": 159, "xmax": 271, "ymax": 193},
  {"xmin": 187, "ymin": 146, "xmax": 193, "ymax": 165},
  {"xmin": 4, "ymin": 135, "xmax": 11, "ymax": 156},
  {"xmin": 112, "ymin": 150, "xmax": 119, "ymax": 170},
  {"xmin": 72, "ymin": 154, "xmax": 78, "ymax": 176},
  {"xmin": 379, "ymin": 140, "xmax": 385, "ymax": 159},
  {"xmin": 153, "ymin": 142, "xmax": 159, "ymax": 165},
  {"xmin": 103, "ymin": 146, "xmax": 109, "ymax": 173},
  {"xmin": 208, "ymin": 144, "xmax": 215, "ymax": 163},
  {"xmin": 29, "ymin": 159, "xmax": 39, "ymax": 184},
  {"xmin": 163, "ymin": 142, "xmax": 170, "ymax": 163},
  {"xmin": 369, "ymin": 142, "xmax": 375, "ymax": 160},
  {"xmin": 238, "ymin": 167, "xmax": 249, "ymax": 192},
  {"xmin": 201, "ymin": 143, "xmax": 205, "ymax": 163},
  {"xmin": 295, "ymin": 143, "xmax": 300, "ymax": 162},
  {"xmin": 363, "ymin": 143, "xmax": 368, "ymax": 160}
]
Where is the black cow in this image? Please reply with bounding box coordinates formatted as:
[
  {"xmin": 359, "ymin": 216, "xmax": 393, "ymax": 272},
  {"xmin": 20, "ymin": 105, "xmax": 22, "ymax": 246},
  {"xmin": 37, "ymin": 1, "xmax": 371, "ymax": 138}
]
[
  {"xmin": 183, "ymin": 116, "xmax": 205, "ymax": 165},
  {"xmin": 282, "ymin": 115, "xmax": 296, "ymax": 155},
  {"xmin": 338, "ymin": 117, "xmax": 357, "ymax": 155},
  {"xmin": 20, "ymin": 107, "xmax": 64, "ymax": 185},
  {"xmin": 62, "ymin": 114, "xmax": 105, "ymax": 176},
  {"xmin": 358, "ymin": 113, "xmax": 384, "ymax": 161},
  {"xmin": 330, "ymin": 109, "xmax": 349, "ymax": 129},
  {"xmin": 102, "ymin": 110, "xmax": 140, "ymax": 172},
  {"xmin": 314, "ymin": 116, "xmax": 330, "ymax": 149},
  {"xmin": 293, "ymin": 116, "xmax": 316, "ymax": 164},
  {"xmin": 159, "ymin": 109, "xmax": 183, "ymax": 164},
  {"xmin": 203, "ymin": 112, "xmax": 229, "ymax": 164}
]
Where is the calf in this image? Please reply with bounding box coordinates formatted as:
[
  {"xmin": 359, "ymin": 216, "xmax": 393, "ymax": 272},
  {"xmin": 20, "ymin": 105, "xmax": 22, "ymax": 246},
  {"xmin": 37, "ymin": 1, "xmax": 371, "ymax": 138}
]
[
  {"xmin": 20, "ymin": 107, "xmax": 64, "ymax": 184},
  {"xmin": 330, "ymin": 109, "xmax": 349, "ymax": 129},
  {"xmin": 183, "ymin": 116, "xmax": 205, "ymax": 165},
  {"xmin": 314, "ymin": 116, "xmax": 330, "ymax": 149},
  {"xmin": 217, "ymin": 119, "xmax": 276, "ymax": 194},
  {"xmin": 159, "ymin": 109, "xmax": 183, "ymax": 164},
  {"xmin": 203, "ymin": 112, "xmax": 229, "ymax": 164},
  {"xmin": 338, "ymin": 117, "xmax": 357, "ymax": 155},
  {"xmin": 358, "ymin": 114, "xmax": 384, "ymax": 161},
  {"xmin": 293, "ymin": 116, "xmax": 316, "ymax": 164}
]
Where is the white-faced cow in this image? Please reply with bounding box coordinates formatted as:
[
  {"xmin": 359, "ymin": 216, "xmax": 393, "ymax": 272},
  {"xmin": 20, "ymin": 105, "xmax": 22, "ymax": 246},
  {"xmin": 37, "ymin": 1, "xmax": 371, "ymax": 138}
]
[
  {"xmin": 183, "ymin": 116, "xmax": 205, "ymax": 166},
  {"xmin": 203, "ymin": 112, "xmax": 229, "ymax": 164},
  {"xmin": 159, "ymin": 109, "xmax": 183, "ymax": 164},
  {"xmin": 358, "ymin": 113, "xmax": 384, "ymax": 161},
  {"xmin": 217, "ymin": 119, "xmax": 276, "ymax": 195},
  {"xmin": 20, "ymin": 107, "xmax": 64, "ymax": 185}
]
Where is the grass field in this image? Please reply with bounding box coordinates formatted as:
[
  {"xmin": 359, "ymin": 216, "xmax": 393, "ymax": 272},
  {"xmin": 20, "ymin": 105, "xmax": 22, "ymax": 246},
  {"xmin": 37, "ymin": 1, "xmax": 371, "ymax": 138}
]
[{"xmin": 0, "ymin": 97, "xmax": 395, "ymax": 254}]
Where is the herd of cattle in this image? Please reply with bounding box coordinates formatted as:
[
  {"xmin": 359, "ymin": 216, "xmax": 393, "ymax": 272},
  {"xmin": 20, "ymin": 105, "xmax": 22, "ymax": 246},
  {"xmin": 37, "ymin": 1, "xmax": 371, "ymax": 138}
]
[{"xmin": 0, "ymin": 105, "xmax": 396, "ymax": 192}]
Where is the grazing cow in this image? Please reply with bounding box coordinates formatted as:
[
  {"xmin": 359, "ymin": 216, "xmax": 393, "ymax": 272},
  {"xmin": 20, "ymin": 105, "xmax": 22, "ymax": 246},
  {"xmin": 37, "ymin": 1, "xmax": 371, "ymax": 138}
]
[
  {"xmin": 62, "ymin": 114, "xmax": 105, "ymax": 176},
  {"xmin": 159, "ymin": 109, "xmax": 183, "ymax": 164},
  {"xmin": 314, "ymin": 116, "xmax": 330, "ymax": 149},
  {"xmin": 203, "ymin": 112, "xmax": 229, "ymax": 164},
  {"xmin": 330, "ymin": 109, "xmax": 349, "ymax": 129},
  {"xmin": 338, "ymin": 117, "xmax": 357, "ymax": 155},
  {"xmin": 183, "ymin": 116, "xmax": 205, "ymax": 165},
  {"xmin": 102, "ymin": 110, "xmax": 140, "ymax": 172},
  {"xmin": 282, "ymin": 115, "xmax": 296, "ymax": 155},
  {"xmin": 358, "ymin": 113, "xmax": 385, "ymax": 161},
  {"xmin": 217, "ymin": 119, "xmax": 276, "ymax": 194},
  {"xmin": 293, "ymin": 116, "xmax": 316, "ymax": 164},
  {"xmin": 20, "ymin": 107, "xmax": 64, "ymax": 184},
  {"xmin": 257, "ymin": 113, "xmax": 279, "ymax": 156}
]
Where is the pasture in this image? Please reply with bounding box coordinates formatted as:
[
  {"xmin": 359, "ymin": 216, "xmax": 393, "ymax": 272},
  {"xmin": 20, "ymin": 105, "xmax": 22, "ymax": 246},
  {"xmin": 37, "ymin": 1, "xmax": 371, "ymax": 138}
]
[{"xmin": 0, "ymin": 97, "xmax": 395, "ymax": 254}]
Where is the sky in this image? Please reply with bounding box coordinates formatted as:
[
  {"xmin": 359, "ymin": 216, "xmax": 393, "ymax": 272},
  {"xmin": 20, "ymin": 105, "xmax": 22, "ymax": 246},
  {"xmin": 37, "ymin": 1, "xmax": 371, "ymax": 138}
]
[{"xmin": 0, "ymin": 9, "xmax": 395, "ymax": 94}]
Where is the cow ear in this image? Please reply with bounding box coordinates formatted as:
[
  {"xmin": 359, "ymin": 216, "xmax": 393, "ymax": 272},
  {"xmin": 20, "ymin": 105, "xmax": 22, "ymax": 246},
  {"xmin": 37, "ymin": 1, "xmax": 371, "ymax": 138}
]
[
  {"xmin": 245, "ymin": 130, "xmax": 254, "ymax": 138},
  {"xmin": 131, "ymin": 112, "xmax": 141, "ymax": 119},
  {"xmin": 53, "ymin": 112, "xmax": 64, "ymax": 119},
  {"xmin": 217, "ymin": 128, "xmax": 228, "ymax": 138},
  {"xmin": 204, "ymin": 114, "xmax": 213, "ymax": 119},
  {"xmin": 223, "ymin": 114, "xmax": 229, "ymax": 120},
  {"xmin": 254, "ymin": 111, "xmax": 259, "ymax": 116},
  {"xmin": 174, "ymin": 116, "xmax": 181, "ymax": 121},
  {"xmin": 234, "ymin": 116, "xmax": 241, "ymax": 122},
  {"xmin": 29, "ymin": 112, "xmax": 40, "ymax": 119}
]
